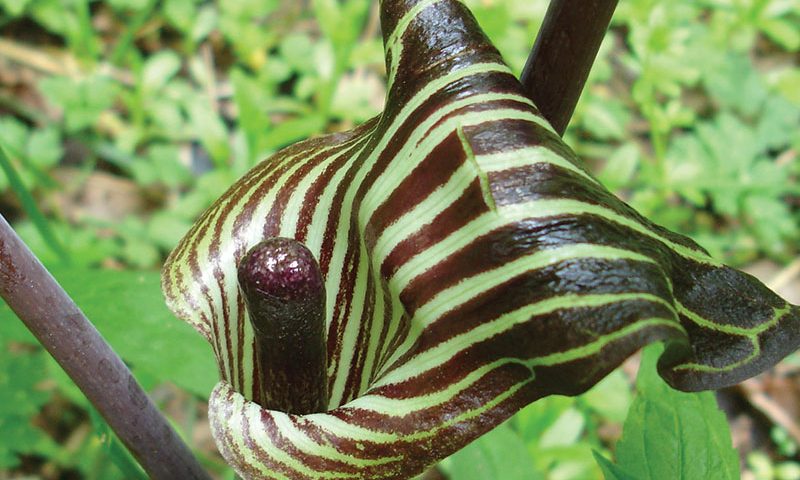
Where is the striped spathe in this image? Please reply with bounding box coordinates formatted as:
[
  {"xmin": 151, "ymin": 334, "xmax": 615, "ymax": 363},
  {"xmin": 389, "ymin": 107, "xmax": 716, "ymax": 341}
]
[{"xmin": 161, "ymin": 1, "xmax": 800, "ymax": 478}]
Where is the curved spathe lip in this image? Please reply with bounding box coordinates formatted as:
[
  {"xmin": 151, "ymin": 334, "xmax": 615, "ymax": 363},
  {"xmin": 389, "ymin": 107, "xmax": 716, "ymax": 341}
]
[{"xmin": 161, "ymin": 0, "xmax": 800, "ymax": 478}]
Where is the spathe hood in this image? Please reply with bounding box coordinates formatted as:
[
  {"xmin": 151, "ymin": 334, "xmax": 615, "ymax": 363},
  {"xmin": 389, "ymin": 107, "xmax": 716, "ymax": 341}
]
[{"xmin": 162, "ymin": 1, "xmax": 800, "ymax": 478}]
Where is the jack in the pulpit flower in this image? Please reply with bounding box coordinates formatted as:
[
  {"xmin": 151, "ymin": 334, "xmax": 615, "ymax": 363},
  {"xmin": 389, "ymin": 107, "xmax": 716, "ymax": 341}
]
[{"xmin": 162, "ymin": 1, "xmax": 800, "ymax": 478}]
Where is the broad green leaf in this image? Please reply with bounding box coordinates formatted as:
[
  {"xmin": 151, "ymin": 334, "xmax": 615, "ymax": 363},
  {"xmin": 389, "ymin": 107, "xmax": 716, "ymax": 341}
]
[
  {"xmin": 163, "ymin": 0, "xmax": 199, "ymax": 33},
  {"xmin": 581, "ymin": 97, "xmax": 631, "ymax": 141},
  {"xmin": 515, "ymin": 396, "xmax": 577, "ymax": 443},
  {"xmin": 279, "ymin": 33, "xmax": 317, "ymax": 74},
  {"xmin": 107, "ymin": 0, "xmax": 149, "ymax": 11},
  {"xmin": 0, "ymin": 269, "xmax": 217, "ymax": 398},
  {"xmin": 13, "ymin": 221, "xmax": 118, "ymax": 268},
  {"xmin": 593, "ymin": 451, "xmax": 637, "ymax": 480},
  {"xmin": 191, "ymin": 5, "xmax": 218, "ymax": 43},
  {"xmin": 441, "ymin": 422, "xmax": 544, "ymax": 480},
  {"xmin": 0, "ymin": 347, "xmax": 58, "ymax": 468},
  {"xmin": 86, "ymin": 407, "xmax": 148, "ymax": 480},
  {"xmin": 187, "ymin": 97, "xmax": 231, "ymax": 167},
  {"xmin": 612, "ymin": 344, "xmax": 740, "ymax": 480},
  {"xmin": 701, "ymin": 53, "xmax": 767, "ymax": 116},
  {"xmin": 539, "ymin": 408, "xmax": 585, "ymax": 448},
  {"xmin": 0, "ymin": 117, "xmax": 29, "ymax": 157},
  {"xmin": 231, "ymin": 68, "xmax": 274, "ymax": 161},
  {"xmin": 26, "ymin": 126, "xmax": 63, "ymax": 168},
  {"xmin": 142, "ymin": 51, "xmax": 182, "ymax": 93},
  {"xmin": 598, "ymin": 144, "xmax": 640, "ymax": 192},
  {"xmin": 773, "ymin": 68, "xmax": 800, "ymax": 106},
  {"xmin": 38, "ymin": 75, "xmax": 118, "ymax": 133},
  {"xmin": 755, "ymin": 96, "xmax": 800, "ymax": 152},
  {"xmin": 263, "ymin": 114, "xmax": 326, "ymax": 151},
  {"xmin": 581, "ymin": 370, "xmax": 633, "ymax": 424},
  {"xmin": 0, "ymin": 0, "xmax": 31, "ymax": 16},
  {"xmin": 760, "ymin": 17, "xmax": 800, "ymax": 51}
]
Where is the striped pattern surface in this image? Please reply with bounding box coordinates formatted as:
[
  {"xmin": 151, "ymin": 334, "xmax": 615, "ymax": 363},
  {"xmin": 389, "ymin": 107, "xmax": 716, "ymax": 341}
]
[{"xmin": 162, "ymin": 1, "xmax": 800, "ymax": 478}]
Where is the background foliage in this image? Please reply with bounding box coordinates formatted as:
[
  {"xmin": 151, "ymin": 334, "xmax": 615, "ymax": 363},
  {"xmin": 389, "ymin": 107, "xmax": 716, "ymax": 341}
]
[{"xmin": 0, "ymin": 0, "xmax": 798, "ymax": 478}]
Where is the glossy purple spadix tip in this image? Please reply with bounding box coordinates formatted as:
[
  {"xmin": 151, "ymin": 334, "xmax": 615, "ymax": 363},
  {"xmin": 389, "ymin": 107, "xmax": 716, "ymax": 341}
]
[{"xmin": 238, "ymin": 238, "xmax": 328, "ymax": 414}]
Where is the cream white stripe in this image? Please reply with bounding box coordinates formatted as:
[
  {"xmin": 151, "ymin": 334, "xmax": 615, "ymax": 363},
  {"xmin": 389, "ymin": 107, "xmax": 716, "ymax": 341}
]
[
  {"xmin": 477, "ymin": 146, "xmax": 598, "ymax": 184},
  {"xmin": 391, "ymin": 198, "xmax": 713, "ymax": 296},
  {"xmin": 380, "ymin": 245, "xmax": 660, "ymax": 376},
  {"xmin": 362, "ymin": 104, "xmax": 545, "ymax": 221},
  {"xmin": 328, "ymin": 246, "xmax": 371, "ymax": 407},
  {"xmin": 372, "ymin": 161, "xmax": 476, "ymax": 262}
]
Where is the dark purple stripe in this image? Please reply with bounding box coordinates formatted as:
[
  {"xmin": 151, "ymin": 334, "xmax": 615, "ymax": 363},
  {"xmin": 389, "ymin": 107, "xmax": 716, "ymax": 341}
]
[
  {"xmin": 365, "ymin": 131, "xmax": 465, "ymax": 252},
  {"xmin": 380, "ymin": 179, "xmax": 489, "ymax": 280},
  {"xmin": 399, "ymin": 213, "xmax": 678, "ymax": 311},
  {"xmin": 377, "ymin": 296, "xmax": 674, "ymax": 398}
]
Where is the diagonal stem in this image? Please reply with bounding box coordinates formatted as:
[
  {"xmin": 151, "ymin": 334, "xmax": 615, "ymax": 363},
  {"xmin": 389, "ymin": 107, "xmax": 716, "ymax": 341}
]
[
  {"xmin": 521, "ymin": 0, "xmax": 619, "ymax": 136},
  {"xmin": 0, "ymin": 215, "xmax": 210, "ymax": 480}
]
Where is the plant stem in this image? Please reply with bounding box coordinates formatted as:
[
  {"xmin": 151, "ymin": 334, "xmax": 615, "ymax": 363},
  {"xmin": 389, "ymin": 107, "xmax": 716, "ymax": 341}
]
[
  {"xmin": 0, "ymin": 215, "xmax": 211, "ymax": 480},
  {"xmin": 520, "ymin": 0, "xmax": 619, "ymax": 136}
]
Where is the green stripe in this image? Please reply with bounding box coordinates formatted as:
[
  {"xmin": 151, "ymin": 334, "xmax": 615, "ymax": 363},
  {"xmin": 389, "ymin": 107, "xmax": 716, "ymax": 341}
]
[
  {"xmin": 458, "ymin": 125, "xmax": 497, "ymax": 211},
  {"xmin": 378, "ymin": 291, "xmax": 675, "ymax": 386},
  {"xmin": 385, "ymin": 0, "xmax": 449, "ymax": 88},
  {"xmin": 476, "ymin": 146, "xmax": 598, "ymax": 185},
  {"xmin": 677, "ymin": 301, "xmax": 789, "ymax": 336},
  {"xmin": 372, "ymin": 161, "xmax": 476, "ymax": 260},
  {"xmin": 669, "ymin": 303, "xmax": 791, "ymax": 375}
]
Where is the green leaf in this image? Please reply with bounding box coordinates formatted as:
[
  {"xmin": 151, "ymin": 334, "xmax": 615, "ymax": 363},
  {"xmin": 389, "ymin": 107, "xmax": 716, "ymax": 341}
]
[
  {"xmin": 163, "ymin": 0, "xmax": 199, "ymax": 33},
  {"xmin": 0, "ymin": 0, "xmax": 32, "ymax": 16},
  {"xmin": 187, "ymin": 97, "xmax": 231, "ymax": 166},
  {"xmin": 38, "ymin": 75, "xmax": 118, "ymax": 133},
  {"xmin": 13, "ymin": 220, "xmax": 118, "ymax": 268},
  {"xmin": 581, "ymin": 370, "xmax": 633, "ymax": 424},
  {"xmin": 701, "ymin": 53, "xmax": 767, "ymax": 116},
  {"xmin": 86, "ymin": 407, "xmax": 148, "ymax": 480},
  {"xmin": 755, "ymin": 96, "xmax": 800, "ymax": 152},
  {"xmin": 611, "ymin": 344, "xmax": 740, "ymax": 480},
  {"xmin": 132, "ymin": 144, "xmax": 191, "ymax": 188},
  {"xmin": 26, "ymin": 126, "xmax": 63, "ymax": 168},
  {"xmin": 0, "ymin": 145, "xmax": 69, "ymax": 263},
  {"xmin": 0, "ymin": 268, "xmax": 218, "ymax": 398},
  {"xmin": 231, "ymin": 68, "xmax": 273, "ymax": 160},
  {"xmin": 0, "ymin": 347, "xmax": 58, "ymax": 468},
  {"xmin": 263, "ymin": 114, "xmax": 326, "ymax": 151},
  {"xmin": 759, "ymin": 17, "xmax": 800, "ymax": 51},
  {"xmin": 141, "ymin": 51, "xmax": 182, "ymax": 93},
  {"xmin": 441, "ymin": 422, "xmax": 544, "ymax": 480},
  {"xmin": 147, "ymin": 211, "xmax": 193, "ymax": 251},
  {"xmin": 279, "ymin": 33, "xmax": 317, "ymax": 74},
  {"xmin": 598, "ymin": 144, "xmax": 640, "ymax": 192},
  {"xmin": 538, "ymin": 407, "xmax": 585, "ymax": 448},
  {"xmin": 191, "ymin": 5, "xmax": 218, "ymax": 43},
  {"xmin": 218, "ymin": 0, "xmax": 279, "ymax": 64},
  {"xmin": 773, "ymin": 68, "xmax": 800, "ymax": 106},
  {"xmin": 581, "ymin": 96, "xmax": 631, "ymax": 141},
  {"xmin": 0, "ymin": 116, "xmax": 29, "ymax": 157},
  {"xmin": 107, "ymin": 0, "xmax": 149, "ymax": 12},
  {"xmin": 593, "ymin": 451, "xmax": 637, "ymax": 480},
  {"xmin": 29, "ymin": 0, "xmax": 80, "ymax": 37}
]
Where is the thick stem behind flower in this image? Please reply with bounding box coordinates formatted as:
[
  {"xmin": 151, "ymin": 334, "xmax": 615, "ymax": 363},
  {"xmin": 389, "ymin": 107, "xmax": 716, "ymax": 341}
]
[
  {"xmin": 521, "ymin": 0, "xmax": 619, "ymax": 135},
  {"xmin": 237, "ymin": 238, "xmax": 328, "ymax": 414}
]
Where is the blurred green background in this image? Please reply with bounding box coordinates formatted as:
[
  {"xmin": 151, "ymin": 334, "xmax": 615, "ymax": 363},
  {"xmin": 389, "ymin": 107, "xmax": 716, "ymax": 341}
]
[{"xmin": 0, "ymin": 0, "xmax": 798, "ymax": 478}]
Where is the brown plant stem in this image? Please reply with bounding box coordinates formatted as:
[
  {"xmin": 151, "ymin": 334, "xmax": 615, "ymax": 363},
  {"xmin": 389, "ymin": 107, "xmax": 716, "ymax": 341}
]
[
  {"xmin": 520, "ymin": 0, "xmax": 619, "ymax": 136},
  {"xmin": 0, "ymin": 215, "xmax": 210, "ymax": 480}
]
